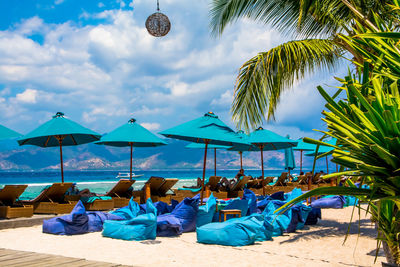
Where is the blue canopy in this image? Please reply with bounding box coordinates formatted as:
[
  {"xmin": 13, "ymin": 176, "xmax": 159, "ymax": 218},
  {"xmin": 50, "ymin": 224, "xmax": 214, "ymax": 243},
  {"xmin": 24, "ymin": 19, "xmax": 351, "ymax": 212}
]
[
  {"xmin": 293, "ymin": 138, "xmax": 316, "ymax": 151},
  {"xmin": 18, "ymin": 112, "xmax": 101, "ymax": 147},
  {"xmin": 96, "ymin": 118, "xmax": 167, "ymax": 180},
  {"xmin": 18, "ymin": 112, "xmax": 101, "ymax": 182},
  {"xmin": 305, "ymin": 138, "xmax": 336, "ymax": 156},
  {"xmin": 247, "ymin": 127, "xmax": 297, "ymax": 150},
  {"xmin": 159, "ymin": 112, "xmax": 249, "ymax": 147},
  {"xmin": 159, "ymin": 112, "xmax": 249, "ymax": 203},
  {"xmin": 246, "ymin": 127, "xmax": 297, "ymax": 182},
  {"xmin": 97, "ymin": 118, "xmax": 167, "ymax": 147},
  {"xmin": 0, "ymin": 125, "xmax": 21, "ymax": 141},
  {"xmin": 185, "ymin": 143, "xmax": 229, "ymax": 149}
]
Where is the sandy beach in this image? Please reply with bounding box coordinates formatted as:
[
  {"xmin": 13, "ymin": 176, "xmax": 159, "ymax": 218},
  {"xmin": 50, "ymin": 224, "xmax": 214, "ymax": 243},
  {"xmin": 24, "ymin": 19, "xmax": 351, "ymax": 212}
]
[{"xmin": 0, "ymin": 206, "xmax": 385, "ymax": 267}]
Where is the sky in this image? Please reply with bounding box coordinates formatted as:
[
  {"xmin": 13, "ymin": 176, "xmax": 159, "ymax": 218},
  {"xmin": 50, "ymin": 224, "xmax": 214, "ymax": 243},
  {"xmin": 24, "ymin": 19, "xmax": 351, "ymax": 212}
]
[{"xmin": 0, "ymin": 0, "xmax": 348, "ymax": 140}]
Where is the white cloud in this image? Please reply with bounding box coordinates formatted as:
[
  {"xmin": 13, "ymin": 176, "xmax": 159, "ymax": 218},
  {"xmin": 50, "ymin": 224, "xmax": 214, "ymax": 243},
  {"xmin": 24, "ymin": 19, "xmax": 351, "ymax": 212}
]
[
  {"xmin": 54, "ymin": 0, "xmax": 64, "ymax": 5},
  {"xmin": 0, "ymin": 0, "xmax": 346, "ymax": 137},
  {"xmin": 140, "ymin": 122, "xmax": 160, "ymax": 131},
  {"xmin": 16, "ymin": 89, "xmax": 38, "ymax": 103}
]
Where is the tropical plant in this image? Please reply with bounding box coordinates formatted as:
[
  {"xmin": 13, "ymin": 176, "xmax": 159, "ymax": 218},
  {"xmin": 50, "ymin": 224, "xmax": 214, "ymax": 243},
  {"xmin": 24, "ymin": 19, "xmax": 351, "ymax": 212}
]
[{"xmin": 209, "ymin": 0, "xmax": 393, "ymax": 130}]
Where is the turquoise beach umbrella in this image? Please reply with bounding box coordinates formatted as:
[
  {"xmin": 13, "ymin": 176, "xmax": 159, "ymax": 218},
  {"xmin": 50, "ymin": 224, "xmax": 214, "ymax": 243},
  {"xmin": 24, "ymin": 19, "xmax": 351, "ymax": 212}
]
[
  {"xmin": 284, "ymin": 136, "xmax": 296, "ymax": 174},
  {"xmin": 160, "ymin": 112, "xmax": 249, "ymax": 203},
  {"xmin": 185, "ymin": 143, "xmax": 229, "ymax": 176},
  {"xmin": 97, "ymin": 118, "xmax": 167, "ymax": 180},
  {"xmin": 0, "ymin": 125, "xmax": 21, "ymax": 141},
  {"xmin": 293, "ymin": 138, "xmax": 316, "ymax": 173},
  {"xmin": 227, "ymin": 130, "xmax": 258, "ymax": 169},
  {"xmin": 305, "ymin": 138, "xmax": 337, "ymax": 174},
  {"xmin": 18, "ymin": 112, "xmax": 101, "ymax": 182},
  {"xmin": 247, "ymin": 127, "xmax": 297, "ymax": 179}
]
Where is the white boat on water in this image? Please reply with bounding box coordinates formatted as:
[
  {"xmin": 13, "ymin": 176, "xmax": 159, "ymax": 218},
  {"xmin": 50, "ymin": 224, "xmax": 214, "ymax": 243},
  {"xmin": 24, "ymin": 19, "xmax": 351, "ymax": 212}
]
[{"xmin": 116, "ymin": 172, "xmax": 144, "ymax": 179}]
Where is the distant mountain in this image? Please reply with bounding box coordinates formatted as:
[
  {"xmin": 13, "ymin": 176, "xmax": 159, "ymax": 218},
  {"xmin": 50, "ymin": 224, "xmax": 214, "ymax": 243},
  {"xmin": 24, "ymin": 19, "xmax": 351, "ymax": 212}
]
[{"xmin": 0, "ymin": 139, "xmax": 329, "ymax": 171}]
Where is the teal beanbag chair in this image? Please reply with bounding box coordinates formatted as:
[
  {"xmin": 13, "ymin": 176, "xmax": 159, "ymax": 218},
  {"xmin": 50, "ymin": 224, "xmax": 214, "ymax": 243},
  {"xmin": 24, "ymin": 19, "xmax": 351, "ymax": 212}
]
[
  {"xmin": 263, "ymin": 201, "xmax": 292, "ymax": 236},
  {"xmin": 197, "ymin": 214, "xmax": 264, "ymax": 246},
  {"xmin": 197, "ymin": 194, "xmax": 217, "ymax": 227},
  {"xmin": 102, "ymin": 199, "xmax": 157, "ymax": 241}
]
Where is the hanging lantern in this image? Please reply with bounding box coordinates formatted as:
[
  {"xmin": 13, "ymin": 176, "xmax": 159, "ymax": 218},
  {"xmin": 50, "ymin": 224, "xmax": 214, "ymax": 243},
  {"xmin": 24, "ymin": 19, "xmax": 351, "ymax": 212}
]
[{"xmin": 145, "ymin": 0, "xmax": 171, "ymax": 37}]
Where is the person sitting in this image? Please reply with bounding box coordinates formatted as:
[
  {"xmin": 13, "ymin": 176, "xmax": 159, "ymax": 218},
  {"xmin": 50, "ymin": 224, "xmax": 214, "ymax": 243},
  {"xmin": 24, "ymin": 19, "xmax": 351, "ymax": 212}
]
[{"xmin": 235, "ymin": 169, "xmax": 245, "ymax": 180}]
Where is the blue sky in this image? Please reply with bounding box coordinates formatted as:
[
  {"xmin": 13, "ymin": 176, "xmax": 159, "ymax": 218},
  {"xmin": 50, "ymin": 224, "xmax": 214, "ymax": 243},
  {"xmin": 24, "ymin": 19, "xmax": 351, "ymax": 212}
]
[{"xmin": 0, "ymin": 0, "xmax": 347, "ymax": 140}]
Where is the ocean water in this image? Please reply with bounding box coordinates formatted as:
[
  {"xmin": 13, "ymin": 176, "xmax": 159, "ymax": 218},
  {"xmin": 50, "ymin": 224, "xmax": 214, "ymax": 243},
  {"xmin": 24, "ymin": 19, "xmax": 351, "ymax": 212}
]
[{"xmin": 0, "ymin": 169, "xmax": 288, "ymax": 200}]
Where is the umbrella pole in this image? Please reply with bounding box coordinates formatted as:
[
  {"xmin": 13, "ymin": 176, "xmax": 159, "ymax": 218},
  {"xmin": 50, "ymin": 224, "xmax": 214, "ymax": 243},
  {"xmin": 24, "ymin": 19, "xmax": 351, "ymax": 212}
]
[
  {"xmin": 200, "ymin": 141, "xmax": 209, "ymax": 205},
  {"xmin": 57, "ymin": 136, "xmax": 65, "ymax": 183},
  {"xmin": 300, "ymin": 150, "xmax": 303, "ymax": 173},
  {"xmin": 260, "ymin": 145, "xmax": 265, "ymax": 195},
  {"xmin": 239, "ymin": 151, "xmax": 243, "ymax": 169},
  {"xmin": 214, "ymin": 148, "xmax": 216, "ymax": 176},
  {"xmin": 130, "ymin": 143, "xmax": 133, "ymax": 181}
]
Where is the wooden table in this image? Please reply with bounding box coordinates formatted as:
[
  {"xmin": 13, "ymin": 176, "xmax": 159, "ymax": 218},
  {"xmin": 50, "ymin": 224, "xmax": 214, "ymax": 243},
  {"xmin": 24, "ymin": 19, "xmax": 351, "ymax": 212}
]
[{"xmin": 219, "ymin": 209, "xmax": 241, "ymax": 222}]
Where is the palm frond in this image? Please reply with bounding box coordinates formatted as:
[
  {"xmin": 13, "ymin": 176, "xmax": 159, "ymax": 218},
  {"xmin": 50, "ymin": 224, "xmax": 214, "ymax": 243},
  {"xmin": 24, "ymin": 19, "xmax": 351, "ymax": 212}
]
[
  {"xmin": 209, "ymin": 0, "xmax": 387, "ymax": 38},
  {"xmin": 231, "ymin": 39, "xmax": 342, "ymax": 130}
]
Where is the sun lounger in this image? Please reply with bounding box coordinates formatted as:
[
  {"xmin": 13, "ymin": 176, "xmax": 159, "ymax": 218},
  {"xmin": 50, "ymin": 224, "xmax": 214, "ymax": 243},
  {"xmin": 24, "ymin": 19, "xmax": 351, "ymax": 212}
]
[
  {"xmin": 271, "ymin": 172, "xmax": 288, "ymax": 186},
  {"xmin": 21, "ymin": 183, "xmax": 76, "ymax": 214},
  {"xmin": 105, "ymin": 179, "xmax": 135, "ymax": 208},
  {"xmin": 157, "ymin": 178, "xmax": 178, "ymax": 196},
  {"xmin": 226, "ymin": 176, "xmax": 250, "ymax": 198},
  {"xmin": 206, "ymin": 176, "xmax": 221, "ymax": 191},
  {"xmin": 0, "ymin": 185, "xmax": 33, "ymax": 219},
  {"xmin": 133, "ymin": 176, "xmax": 177, "ymax": 204}
]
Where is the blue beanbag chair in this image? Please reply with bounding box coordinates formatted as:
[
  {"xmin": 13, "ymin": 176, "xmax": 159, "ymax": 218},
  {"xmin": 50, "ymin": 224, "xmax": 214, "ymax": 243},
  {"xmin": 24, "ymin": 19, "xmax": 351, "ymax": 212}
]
[
  {"xmin": 311, "ymin": 196, "xmax": 345, "ymax": 209},
  {"xmin": 43, "ymin": 201, "xmax": 122, "ymax": 235},
  {"xmin": 111, "ymin": 197, "xmax": 141, "ymax": 220},
  {"xmin": 296, "ymin": 205, "xmax": 312, "ymax": 230},
  {"xmin": 285, "ymin": 188, "xmax": 303, "ymax": 202},
  {"xmin": 243, "ymin": 189, "xmax": 257, "ymax": 215},
  {"xmin": 270, "ymin": 191, "xmax": 285, "ymax": 201},
  {"xmin": 213, "ymin": 198, "xmax": 249, "ymax": 222},
  {"xmin": 262, "ymin": 201, "xmax": 292, "ymax": 236},
  {"xmin": 344, "ymin": 195, "xmax": 358, "ymax": 207},
  {"xmin": 197, "ymin": 194, "xmax": 217, "ymax": 227},
  {"xmin": 305, "ymin": 207, "xmax": 321, "ymax": 225},
  {"xmin": 157, "ymin": 196, "xmax": 199, "ymax": 236},
  {"xmin": 102, "ymin": 199, "xmax": 157, "ymax": 241},
  {"xmin": 140, "ymin": 199, "xmax": 179, "ymax": 215},
  {"xmin": 197, "ymin": 214, "xmax": 264, "ymax": 246}
]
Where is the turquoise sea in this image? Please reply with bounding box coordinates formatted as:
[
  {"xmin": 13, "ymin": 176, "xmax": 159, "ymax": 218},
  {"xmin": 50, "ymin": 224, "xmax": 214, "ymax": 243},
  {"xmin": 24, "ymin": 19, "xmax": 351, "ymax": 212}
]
[{"xmin": 0, "ymin": 169, "xmax": 289, "ymax": 200}]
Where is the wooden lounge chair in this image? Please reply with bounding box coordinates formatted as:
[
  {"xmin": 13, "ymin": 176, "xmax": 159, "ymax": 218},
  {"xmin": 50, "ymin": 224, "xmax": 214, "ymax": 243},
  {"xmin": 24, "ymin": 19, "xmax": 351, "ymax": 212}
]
[
  {"xmin": 227, "ymin": 176, "xmax": 250, "ymax": 198},
  {"xmin": 133, "ymin": 176, "xmax": 175, "ymax": 204},
  {"xmin": 312, "ymin": 173, "xmax": 323, "ymax": 184},
  {"xmin": 21, "ymin": 183, "xmax": 76, "ymax": 214},
  {"xmin": 0, "ymin": 185, "xmax": 33, "ymax": 219},
  {"xmin": 105, "ymin": 179, "xmax": 135, "ymax": 208},
  {"xmin": 206, "ymin": 176, "xmax": 221, "ymax": 191},
  {"xmin": 271, "ymin": 172, "xmax": 288, "ymax": 186},
  {"xmin": 157, "ymin": 178, "xmax": 178, "ymax": 196}
]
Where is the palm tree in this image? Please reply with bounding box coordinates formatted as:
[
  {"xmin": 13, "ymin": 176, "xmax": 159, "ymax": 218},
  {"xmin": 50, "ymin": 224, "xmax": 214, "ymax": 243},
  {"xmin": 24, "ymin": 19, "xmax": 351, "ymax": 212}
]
[{"xmin": 209, "ymin": 0, "xmax": 388, "ymax": 130}]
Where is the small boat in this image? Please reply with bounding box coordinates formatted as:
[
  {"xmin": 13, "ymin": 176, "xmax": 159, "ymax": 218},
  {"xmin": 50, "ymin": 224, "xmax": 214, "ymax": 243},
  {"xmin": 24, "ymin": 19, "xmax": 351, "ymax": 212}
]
[{"xmin": 116, "ymin": 172, "xmax": 144, "ymax": 179}]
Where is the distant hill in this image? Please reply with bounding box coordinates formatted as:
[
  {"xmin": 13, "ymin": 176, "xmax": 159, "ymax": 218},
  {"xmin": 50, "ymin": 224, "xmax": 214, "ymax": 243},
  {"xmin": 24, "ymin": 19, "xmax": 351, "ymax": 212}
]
[{"xmin": 0, "ymin": 139, "xmax": 329, "ymax": 171}]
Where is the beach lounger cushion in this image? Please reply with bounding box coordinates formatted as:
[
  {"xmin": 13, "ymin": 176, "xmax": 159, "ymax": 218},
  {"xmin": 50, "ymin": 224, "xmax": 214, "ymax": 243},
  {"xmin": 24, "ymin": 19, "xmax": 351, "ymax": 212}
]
[
  {"xmin": 102, "ymin": 199, "xmax": 157, "ymax": 241},
  {"xmin": 196, "ymin": 194, "xmax": 217, "ymax": 227},
  {"xmin": 43, "ymin": 201, "xmax": 122, "ymax": 235},
  {"xmin": 243, "ymin": 189, "xmax": 257, "ymax": 215},
  {"xmin": 81, "ymin": 196, "xmax": 112, "ymax": 203},
  {"xmin": 156, "ymin": 196, "xmax": 199, "ymax": 236},
  {"xmin": 311, "ymin": 195, "xmax": 345, "ymax": 209},
  {"xmin": 197, "ymin": 214, "xmax": 264, "ymax": 246}
]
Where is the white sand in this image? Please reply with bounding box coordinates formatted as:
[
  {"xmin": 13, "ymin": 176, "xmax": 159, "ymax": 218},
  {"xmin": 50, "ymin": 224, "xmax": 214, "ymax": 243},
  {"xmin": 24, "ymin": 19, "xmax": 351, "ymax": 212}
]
[{"xmin": 0, "ymin": 207, "xmax": 385, "ymax": 267}]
